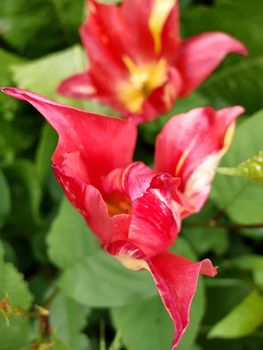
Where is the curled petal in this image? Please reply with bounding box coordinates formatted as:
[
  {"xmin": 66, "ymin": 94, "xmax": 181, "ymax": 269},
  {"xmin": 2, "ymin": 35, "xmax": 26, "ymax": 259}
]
[
  {"xmin": 1, "ymin": 87, "xmax": 137, "ymax": 190},
  {"xmin": 128, "ymin": 170, "xmax": 181, "ymax": 256},
  {"xmin": 106, "ymin": 241, "xmax": 217, "ymax": 349},
  {"xmin": 104, "ymin": 162, "xmax": 182, "ymax": 256},
  {"xmin": 54, "ymin": 165, "xmax": 130, "ymax": 244},
  {"xmin": 149, "ymin": 251, "xmax": 217, "ymax": 349},
  {"xmin": 176, "ymin": 32, "xmax": 248, "ymax": 97},
  {"xmin": 155, "ymin": 106, "xmax": 244, "ymax": 215}
]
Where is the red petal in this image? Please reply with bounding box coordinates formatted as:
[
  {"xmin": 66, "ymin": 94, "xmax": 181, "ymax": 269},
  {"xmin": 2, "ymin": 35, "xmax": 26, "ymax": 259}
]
[
  {"xmin": 54, "ymin": 166, "xmax": 130, "ymax": 244},
  {"xmin": 176, "ymin": 32, "xmax": 248, "ymax": 97},
  {"xmin": 81, "ymin": 0, "xmax": 128, "ymax": 74},
  {"xmin": 57, "ymin": 71, "xmax": 96, "ymax": 99},
  {"xmin": 154, "ymin": 106, "xmax": 244, "ymax": 215},
  {"xmin": 103, "ymin": 162, "xmax": 182, "ymax": 256},
  {"xmin": 121, "ymin": 0, "xmax": 156, "ymax": 61},
  {"xmin": 160, "ymin": 1, "xmax": 181, "ymax": 62},
  {"xmin": 126, "ymin": 165, "xmax": 181, "ymax": 256},
  {"xmin": 149, "ymin": 251, "xmax": 217, "ymax": 349},
  {"xmin": 1, "ymin": 87, "xmax": 137, "ymax": 190},
  {"xmin": 106, "ymin": 241, "xmax": 217, "ymax": 349}
]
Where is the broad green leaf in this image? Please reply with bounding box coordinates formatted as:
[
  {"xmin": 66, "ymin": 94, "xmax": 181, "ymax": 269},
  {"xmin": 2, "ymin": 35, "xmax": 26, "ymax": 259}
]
[
  {"xmin": 218, "ymin": 151, "xmax": 263, "ymax": 183},
  {"xmin": 3, "ymin": 160, "xmax": 42, "ymax": 233},
  {"xmin": 52, "ymin": 335, "xmax": 72, "ymax": 350},
  {"xmin": 11, "ymin": 45, "xmax": 116, "ymax": 115},
  {"xmin": 0, "ymin": 242, "xmax": 33, "ymax": 350},
  {"xmin": 50, "ymin": 292, "xmax": 90, "ymax": 350},
  {"xmin": 212, "ymin": 109, "xmax": 263, "ymax": 224},
  {"xmin": 111, "ymin": 238, "xmax": 206, "ymax": 350},
  {"xmin": 111, "ymin": 296, "xmax": 173, "ymax": 350},
  {"xmin": 58, "ymin": 250, "xmax": 157, "ymax": 307},
  {"xmin": 182, "ymin": 0, "xmax": 263, "ymax": 113},
  {"xmin": 0, "ymin": 170, "xmax": 11, "ymax": 229},
  {"xmin": 209, "ymin": 290, "xmax": 263, "ymax": 338},
  {"xmin": 35, "ymin": 123, "xmax": 58, "ymax": 187},
  {"xmin": 11, "ymin": 45, "xmax": 86, "ymax": 101},
  {"xmin": 47, "ymin": 198, "xmax": 99, "ymax": 269},
  {"xmin": 233, "ymin": 255, "xmax": 263, "ymax": 288},
  {"xmin": 48, "ymin": 199, "xmax": 156, "ymax": 306}
]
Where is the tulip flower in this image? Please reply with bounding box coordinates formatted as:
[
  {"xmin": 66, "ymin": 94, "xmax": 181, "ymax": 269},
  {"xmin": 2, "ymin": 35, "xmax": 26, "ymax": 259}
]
[
  {"xmin": 58, "ymin": 0, "xmax": 247, "ymax": 123},
  {"xmin": 1, "ymin": 87, "xmax": 244, "ymax": 348}
]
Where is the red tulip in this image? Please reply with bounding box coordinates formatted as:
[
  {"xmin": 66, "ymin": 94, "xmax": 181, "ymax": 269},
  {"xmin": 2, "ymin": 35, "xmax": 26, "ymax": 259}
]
[
  {"xmin": 1, "ymin": 87, "xmax": 244, "ymax": 348},
  {"xmin": 58, "ymin": 0, "xmax": 247, "ymax": 123}
]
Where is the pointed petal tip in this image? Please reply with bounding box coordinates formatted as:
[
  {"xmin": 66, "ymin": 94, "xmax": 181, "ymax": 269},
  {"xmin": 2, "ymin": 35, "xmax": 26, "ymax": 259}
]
[{"xmin": 0, "ymin": 86, "xmax": 27, "ymax": 100}]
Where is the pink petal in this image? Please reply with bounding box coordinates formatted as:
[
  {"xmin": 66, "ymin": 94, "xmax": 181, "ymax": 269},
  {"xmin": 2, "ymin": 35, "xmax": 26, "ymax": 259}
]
[
  {"xmin": 154, "ymin": 106, "xmax": 244, "ymax": 215},
  {"xmin": 1, "ymin": 87, "xmax": 137, "ymax": 190},
  {"xmin": 103, "ymin": 162, "xmax": 182, "ymax": 256},
  {"xmin": 106, "ymin": 241, "xmax": 217, "ymax": 349},
  {"xmin": 127, "ymin": 169, "xmax": 181, "ymax": 256},
  {"xmin": 54, "ymin": 165, "xmax": 130, "ymax": 244},
  {"xmin": 149, "ymin": 251, "xmax": 217, "ymax": 349},
  {"xmin": 176, "ymin": 32, "xmax": 248, "ymax": 97},
  {"xmin": 57, "ymin": 71, "xmax": 96, "ymax": 100}
]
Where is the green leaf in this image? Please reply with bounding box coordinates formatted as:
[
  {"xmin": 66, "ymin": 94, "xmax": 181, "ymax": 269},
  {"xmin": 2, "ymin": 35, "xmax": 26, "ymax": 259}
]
[
  {"xmin": 11, "ymin": 45, "xmax": 86, "ymax": 101},
  {"xmin": 182, "ymin": 0, "xmax": 263, "ymax": 113},
  {"xmin": 48, "ymin": 199, "xmax": 156, "ymax": 306},
  {"xmin": 0, "ymin": 0, "xmax": 84, "ymax": 58},
  {"xmin": 35, "ymin": 123, "xmax": 58, "ymax": 187},
  {"xmin": 3, "ymin": 160, "xmax": 42, "ymax": 233},
  {"xmin": 233, "ymin": 255, "xmax": 263, "ymax": 288},
  {"xmin": 11, "ymin": 45, "xmax": 116, "ymax": 115},
  {"xmin": 0, "ymin": 116, "xmax": 39, "ymax": 166},
  {"xmin": 208, "ymin": 290, "xmax": 263, "ymax": 338},
  {"xmin": 50, "ymin": 292, "xmax": 90, "ymax": 350},
  {"xmin": 0, "ymin": 242, "xmax": 33, "ymax": 350},
  {"xmin": 47, "ymin": 198, "xmax": 99, "ymax": 269},
  {"xmin": 111, "ymin": 296, "xmax": 173, "ymax": 350},
  {"xmin": 0, "ymin": 170, "xmax": 11, "ymax": 229},
  {"xmin": 111, "ymin": 238, "xmax": 206, "ymax": 350},
  {"xmin": 218, "ymin": 151, "xmax": 263, "ymax": 183},
  {"xmin": 212, "ymin": 109, "xmax": 263, "ymax": 224},
  {"xmin": 58, "ymin": 250, "xmax": 157, "ymax": 307}
]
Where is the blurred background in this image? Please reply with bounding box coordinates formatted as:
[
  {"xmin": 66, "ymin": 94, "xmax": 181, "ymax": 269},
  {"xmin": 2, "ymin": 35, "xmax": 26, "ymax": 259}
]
[{"xmin": 0, "ymin": 0, "xmax": 263, "ymax": 349}]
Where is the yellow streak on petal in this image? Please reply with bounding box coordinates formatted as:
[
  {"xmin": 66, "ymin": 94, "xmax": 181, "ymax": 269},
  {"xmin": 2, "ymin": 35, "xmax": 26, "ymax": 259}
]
[
  {"xmin": 175, "ymin": 135, "xmax": 198, "ymax": 176},
  {"xmin": 116, "ymin": 254, "xmax": 149, "ymax": 271},
  {"xmin": 119, "ymin": 56, "xmax": 167, "ymax": 113},
  {"xmin": 149, "ymin": 0, "xmax": 177, "ymax": 53},
  {"xmin": 223, "ymin": 122, "xmax": 236, "ymax": 150}
]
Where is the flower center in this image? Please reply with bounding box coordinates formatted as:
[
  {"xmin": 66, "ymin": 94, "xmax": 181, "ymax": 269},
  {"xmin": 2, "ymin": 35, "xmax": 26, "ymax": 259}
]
[
  {"xmin": 104, "ymin": 192, "xmax": 131, "ymax": 217},
  {"xmin": 118, "ymin": 56, "xmax": 167, "ymax": 113}
]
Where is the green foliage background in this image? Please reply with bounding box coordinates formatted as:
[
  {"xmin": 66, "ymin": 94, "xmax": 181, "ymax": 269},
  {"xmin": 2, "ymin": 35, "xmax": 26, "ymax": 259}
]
[{"xmin": 0, "ymin": 0, "xmax": 263, "ymax": 349}]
